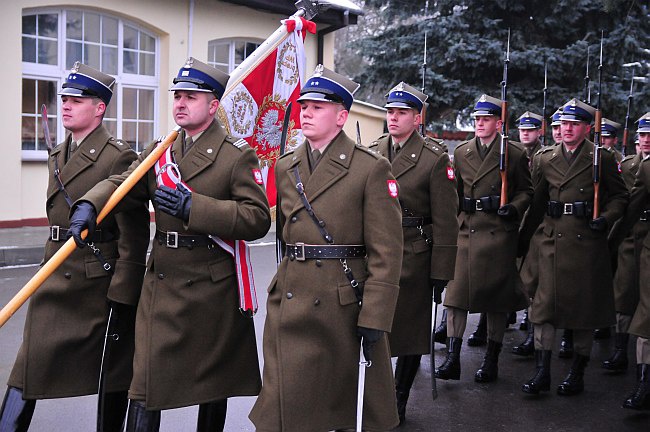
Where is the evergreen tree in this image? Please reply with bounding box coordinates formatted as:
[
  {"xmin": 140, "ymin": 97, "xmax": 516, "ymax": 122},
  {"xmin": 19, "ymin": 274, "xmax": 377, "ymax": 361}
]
[{"xmin": 336, "ymin": 0, "xmax": 650, "ymax": 139}]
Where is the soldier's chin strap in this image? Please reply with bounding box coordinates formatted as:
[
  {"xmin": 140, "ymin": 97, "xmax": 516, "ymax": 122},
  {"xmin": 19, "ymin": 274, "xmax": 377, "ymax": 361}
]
[
  {"xmin": 154, "ymin": 139, "xmax": 258, "ymax": 316},
  {"xmin": 292, "ymin": 167, "xmax": 363, "ymax": 305}
]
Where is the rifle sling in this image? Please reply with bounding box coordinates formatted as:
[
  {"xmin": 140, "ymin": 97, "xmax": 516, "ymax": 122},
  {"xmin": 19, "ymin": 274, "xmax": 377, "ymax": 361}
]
[{"xmin": 292, "ymin": 167, "xmax": 364, "ymax": 304}]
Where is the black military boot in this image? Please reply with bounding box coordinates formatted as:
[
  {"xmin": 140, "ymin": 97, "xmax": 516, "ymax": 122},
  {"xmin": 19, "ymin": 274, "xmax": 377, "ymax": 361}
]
[
  {"xmin": 99, "ymin": 390, "xmax": 129, "ymax": 432},
  {"xmin": 394, "ymin": 355, "xmax": 421, "ymax": 425},
  {"xmin": 467, "ymin": 314, "xmax": 487, "ymax": 347},
  {"xmin": 602, "ymin": 332, "xmax": 629, "ymax": 373},
  {"xmin": 519, "ymin": 309, "xmax": 529, "ymax": 330},
  {"xmin": 559, "ymin": 329, "xmax": 574, "ymax": 358},
  {"xmin": 433, "ymin": 309, "xmax": 448, "ymax": 344},
  {"xmin": 622, "ymin": 364, "xmax": 650, "ymax": 410},
  {"xmin": 126, "ymin": 400, "xmax": 161, "ymax": 432},
  {"xmin": 475, "ymin": 340, "xmax": 502, "ymax": 383},
  {"xmin": 197, "ymin": 399, "xmax": 227, "ymax": 432},
  {"xmin": 0, "ymin": 387, "xmax": 36, "ymax": 432},
  {"xmin": 512, "ymin": 322, "xmax": 535, "ymax": 357},
  {"xmin": 435, "ymin": 337, "xmax": 462, "ymax": 380},
  {"xmin": 522, "ymin": 350, "xmax": 552, "ymax": 394},
  {"xmin": 593, "ymin": 327, "xmax": 612, "ymax": 339},
  {"xmin": 557, "ymin": 354, "xmax": 589, "ymax": 396}
]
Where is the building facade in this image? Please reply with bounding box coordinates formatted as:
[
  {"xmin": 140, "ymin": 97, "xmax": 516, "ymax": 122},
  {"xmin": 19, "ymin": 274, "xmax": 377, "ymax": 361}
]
[{"xmin": 1, "ymin": 0, "xmax": 383, "ymax": 226}]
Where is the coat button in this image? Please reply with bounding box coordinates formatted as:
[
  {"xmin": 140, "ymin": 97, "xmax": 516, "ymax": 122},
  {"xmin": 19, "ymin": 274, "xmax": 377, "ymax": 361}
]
[
  {"xmin": 291, "ymin": 216, "xmax": 298, "ymax": 223},
  {"xmin": 577, "ymin": 234, "xmax": 582, "ymax": 240},
  {"xmin": 158, "ymin": 273, "xmax": 165, "ymax": 279},
  {"xmin": 286, "ymin": 292, "xmax": 293, "ymax": 299},
  {"xmin": 289, "ymin": 254, "xmax": 295, "ymax": 261},
  {"xmin": 470, "ymin": 229, "xmax": 476, "ymax": 233},
  {"xmin": 579, "ymin": 188, "xmax": 584, "ymax": 193},
  {"xmin": 48, "ymin": 203, "xmax": 54, "ymax": 209},
  {"xmin": 186, "ymin": 280, "xmax": 193, "ymax": 286},
  {"xmin": 64, "ymin": 272, "xmax": 71, "ymax": 279},
  {"xmin": 314, "ymin": 298, "xmax": 321, "ymax": 306},
  {"xmin": 557, "ymin": 233, "xmax": 562, "ymax": 238},
  {"xmin": 315, "ymin": 259, "xmax": 322, "ymax": 267},
  {"xmin": 472, "ymin": 184, "xmax": 476, "ymax": 189}
]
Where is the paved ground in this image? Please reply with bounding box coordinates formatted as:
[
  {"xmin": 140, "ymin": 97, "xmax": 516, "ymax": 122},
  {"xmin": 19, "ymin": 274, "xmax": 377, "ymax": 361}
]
[{"xmin": 0, "ymin": 227, "xmax": 649, "ymax": 431}]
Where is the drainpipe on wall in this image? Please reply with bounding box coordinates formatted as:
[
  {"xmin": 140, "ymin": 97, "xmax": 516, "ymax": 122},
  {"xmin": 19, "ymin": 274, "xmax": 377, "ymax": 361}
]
[{"xmin": 317, "ymin": 9, "xmax": 349, "ymax": 65}]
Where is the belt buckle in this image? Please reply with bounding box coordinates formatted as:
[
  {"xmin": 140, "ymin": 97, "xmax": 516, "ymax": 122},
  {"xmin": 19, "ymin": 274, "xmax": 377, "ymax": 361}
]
[
  {"xmin": 475, "ymin": 199, "xmax": 483, "ymax": 211},
  {"xmin": 294, "ymin": 242, "xmax": 306, "ymax": 261},
  {"xmin": 166, "ymin": 231, "xmax": 179, "ymax": 248},
  {"xmin": 50, "ymin": 225, "xmax": 60, "ymax": 242},
  {"xmin": 563, "ymin": 203, "xmax": 573, "ymax": 215}
]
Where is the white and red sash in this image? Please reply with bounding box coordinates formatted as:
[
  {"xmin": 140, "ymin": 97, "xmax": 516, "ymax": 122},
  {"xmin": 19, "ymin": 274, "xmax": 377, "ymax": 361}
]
[{"xmin": 154, "ymin": 142, "xmax": 258, "ymax": 316}]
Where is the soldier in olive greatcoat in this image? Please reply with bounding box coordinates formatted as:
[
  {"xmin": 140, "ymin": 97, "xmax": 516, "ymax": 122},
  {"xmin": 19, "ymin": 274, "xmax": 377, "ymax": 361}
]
[
  {"xmin": 611, "ymin": 113, "xmax": 650, "ymax": 410},
  {"xmin": 369, "ymin": 82, "xmax": 458, "ymax": 424},
  {"xmin": 519, "ymin": 98, "xmax": 628, "ymax": 397},
  {"xmin": 68, "ymin": 58, "xmax": 271, "ymax": 432},
  {"xmin": 0, "ymin": 63, "xmax": 149, "ymax": 432},
  {"xmin": 249, "ymin": 66, "xmax": 403, "ymax": 432},
  {"xmin": 436, "ymin": 94, "xmax": 532, "ymax": 384}
]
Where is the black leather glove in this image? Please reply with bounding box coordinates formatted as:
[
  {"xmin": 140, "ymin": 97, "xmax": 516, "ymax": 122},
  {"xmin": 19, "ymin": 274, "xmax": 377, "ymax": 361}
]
[
  {"xmin": 68, "ymin": 201, "xmax": 97, "ymax": 248},
  {"xmin": 497, "ymin": 204, "xmax": 518, "ymax": 221},
  {"xmin": 357, "ymin": 326, "xmax": 383, "ymax": 363},
  {"xmin": 154, "ymin": 183, "xmax": 192, "ymax": 222},
  {"xmin": 431, "ymin": 279, "xmax": 447, "ymax": 304},
  {"xmin": 589, "ymin": 216, "xmax": 608, "ymax": 233}
]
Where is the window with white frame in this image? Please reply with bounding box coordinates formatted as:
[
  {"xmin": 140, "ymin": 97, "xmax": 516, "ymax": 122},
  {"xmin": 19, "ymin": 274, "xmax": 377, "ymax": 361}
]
[
  {"xmin": 208, "ymin": 38, "xmax": 262, "ymax": 73},
  {"xmin": 21, "ymin": 8, "xmax": 158, "ymax": 160}
]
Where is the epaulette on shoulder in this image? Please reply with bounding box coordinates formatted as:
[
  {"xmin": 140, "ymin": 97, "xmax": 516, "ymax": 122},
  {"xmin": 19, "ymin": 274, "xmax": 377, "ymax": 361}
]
[
  {"xmin": 108, "ymin": 137, "xmax": 130, "ymax": 150},
  {"xmin": 369, "ymin": 133, "xmax": 389, "ymax": 148},
  {"xmin": 456, "ymin": 140, "xmax": 471, "ymax": 150},
  {"xmin": 278, "ymin": 149, "xmax": 295, "ymax": 160},
  {"xmin": 424, "ymin": 137, "xmax": 445, "ymax": 155},
  {"xmin": 540, "ymin": 146, "xmax": 554, "ymax": 153},
  {"xmin": 622, "ymin": 154, "xmax": 636, "ymax": 163},
  {"xmin": 356, "ymin": 144, "xmax": 381, "ymax": 159},
  {"xmin": 225, "ymin": 136, "xmax": 249, "ymax": 151}
]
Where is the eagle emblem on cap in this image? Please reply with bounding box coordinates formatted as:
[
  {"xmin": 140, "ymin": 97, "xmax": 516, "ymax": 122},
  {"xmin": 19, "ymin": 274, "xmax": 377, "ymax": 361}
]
[
  {"xmin": 395, "ymin": 82, "xmax": 405, "ymax": 91},
  {"xmin": 71, "ymin": 61, "xmax": 80, "ymax": 72},
  {"xmin": 184, "ymin": 57, "xmax": 194, "ymax": 68},
  {"xmin": 479, "ymin": 94, "xmax": 487, "ymax": 102},
  {"xmin": 313, "ymin": 64, "xmax": 324, "ymax": 77},
  {"xmin": 569, "ymin": 99, "xmax": 577, "ymax": 107}
]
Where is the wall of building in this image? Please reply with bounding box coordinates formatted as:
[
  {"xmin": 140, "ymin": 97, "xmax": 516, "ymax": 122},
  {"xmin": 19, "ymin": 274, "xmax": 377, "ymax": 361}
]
[{"xmin": 1, "ymin": 0, "xmax": 380, "ymax": 226}]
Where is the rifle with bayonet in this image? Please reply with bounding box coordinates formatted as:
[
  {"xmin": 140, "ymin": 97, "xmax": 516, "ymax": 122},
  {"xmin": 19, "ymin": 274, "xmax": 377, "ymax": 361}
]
[
  {"xmin": 622, "ymin": 69, "xmax": 635, "ymax": 156},
  {"xmin": 593, "ymin": 33, "xmax": 604, "ymax": 219},
  {"xmin": 541, "ymin": 62, "xmax": 548, "ymax": 146},
  {"xmin": 276, "ymin": 102, "xmax": 293, "ymax": 266},
  {"xmin": 420, "ymin": 31, "xmax": 428, "ymax": 137},
  {"xmin": 584, "ymin": 46, "xmax": 591, "ymax": 104},
  {"xmin": 499, "ymin": 29, "xmax": 511, "ymax": 207}
]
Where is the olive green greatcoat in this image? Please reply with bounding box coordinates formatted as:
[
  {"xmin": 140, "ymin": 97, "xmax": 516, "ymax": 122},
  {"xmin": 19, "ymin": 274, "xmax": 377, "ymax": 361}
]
[
  {"xmin": 369, "ymin": 131, "xmax": 458, "ymax": 356},
  {"xmin": 521, "ymin": 141, "xmax": 628, "ymax": 329},
  {"xmin": 614, "ymin": 153, "xmax": 646, "ymax": 315},
  {"xmin": 614, "ymin": 157, "xmax": 650, "ymax": 339},
  {"xmin": 444, "ymin": 135, "xmax": 532, "ymax": 313},
  {"xmin": 8, "ymin": 125, "xmax": 149, "ymax": 399},
  {"xmin": 249, "ymin": 131, "xmax": 403, "ymax": 432},
  {"xmin": 80, "ymin": 120, "xmax": 271, "ymax": 410}
]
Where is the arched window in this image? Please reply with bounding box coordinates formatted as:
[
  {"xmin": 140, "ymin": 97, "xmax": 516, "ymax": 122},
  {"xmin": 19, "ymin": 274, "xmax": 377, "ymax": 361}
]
[
  {"xmin": 207, "ymin": 38, "xmax": 262, "ymax": 73},
  {"xmin": 22, "ymin": 8, "xmax": 159, "ymax": 160}
]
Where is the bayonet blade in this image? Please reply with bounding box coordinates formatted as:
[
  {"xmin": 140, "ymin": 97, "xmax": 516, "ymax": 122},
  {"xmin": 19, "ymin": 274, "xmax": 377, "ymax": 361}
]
[{"xmin": 40, "ymin": 104, "xmax": 53, "ymax": 152}]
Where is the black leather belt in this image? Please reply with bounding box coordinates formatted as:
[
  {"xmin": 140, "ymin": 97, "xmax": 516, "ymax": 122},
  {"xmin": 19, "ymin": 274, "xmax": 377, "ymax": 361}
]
[
  {"xmin": 50, "ymin": 225, "xmax": 116, "ymax": 243},
  {"xmin": 460, "ymin": 195, "xmax": 501, "ymax": 213},
  {"xmin": 285, "ymin": 243, "xmax": 366, "ymax": 261},
  {"xmin": 402, "ymin": 216, "xmax": 433, "ymax": 227},
  {"xmin": 155, "ymin": 229, "xmax": 214, "ymax": 249},
  {"xmin": 546, "ymin": 201, "xmax": 592, "ymax": 218}
]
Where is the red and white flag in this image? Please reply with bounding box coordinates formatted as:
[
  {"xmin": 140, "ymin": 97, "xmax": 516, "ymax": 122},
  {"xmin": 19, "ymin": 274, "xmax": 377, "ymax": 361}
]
[{"xmin": 218, "ymin": 17, "xmax": 316, "ymax": 210}]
